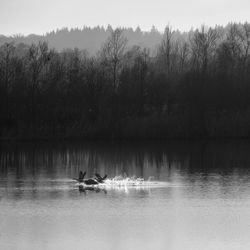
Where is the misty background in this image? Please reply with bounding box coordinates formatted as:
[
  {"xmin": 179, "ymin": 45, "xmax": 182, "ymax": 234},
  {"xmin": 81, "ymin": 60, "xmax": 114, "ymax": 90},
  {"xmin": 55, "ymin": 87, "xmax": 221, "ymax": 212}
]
[
  {"xmin": 1, "ymin": 0, "xmax": 249, "ymax": 36},
  {"xmin": 0, "ymin": 26, "xmax": 164, "ymax": 55}
]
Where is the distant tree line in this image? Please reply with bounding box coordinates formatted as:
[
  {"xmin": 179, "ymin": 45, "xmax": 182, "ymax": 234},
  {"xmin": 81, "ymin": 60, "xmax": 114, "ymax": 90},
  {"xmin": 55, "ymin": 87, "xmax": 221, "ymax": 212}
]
[
  {"xmin": 0, "ymin": 25, "xmax": 162, "ymax": 55},
  {"xmin": 1, "ymin": 23, "xmax": 250, "ymax": 139}
]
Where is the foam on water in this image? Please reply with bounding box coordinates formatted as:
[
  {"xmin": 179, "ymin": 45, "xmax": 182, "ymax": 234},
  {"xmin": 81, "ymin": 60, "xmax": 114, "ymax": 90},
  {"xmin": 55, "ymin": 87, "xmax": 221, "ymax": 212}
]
[
  {"xmin": 0, "ymin": 176, "xmax": 171, "ymax": 195},
  {"xmin": 78, "ymin": 176, "xmax": 169, "ymax": 189}
]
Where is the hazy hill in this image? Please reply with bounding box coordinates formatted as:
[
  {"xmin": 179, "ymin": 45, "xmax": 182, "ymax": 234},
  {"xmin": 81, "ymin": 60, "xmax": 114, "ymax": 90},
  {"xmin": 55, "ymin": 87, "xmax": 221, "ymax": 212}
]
[{"xmin": 0, "ymin": 26, "xmax": 164, "ymax": 54}]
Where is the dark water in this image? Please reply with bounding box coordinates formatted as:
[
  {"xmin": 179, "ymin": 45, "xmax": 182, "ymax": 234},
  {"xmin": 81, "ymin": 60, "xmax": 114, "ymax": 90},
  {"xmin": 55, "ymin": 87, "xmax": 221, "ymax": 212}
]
[{"xmin": 0, "ymin": 141, "xmax": 250, "ymax": 250}]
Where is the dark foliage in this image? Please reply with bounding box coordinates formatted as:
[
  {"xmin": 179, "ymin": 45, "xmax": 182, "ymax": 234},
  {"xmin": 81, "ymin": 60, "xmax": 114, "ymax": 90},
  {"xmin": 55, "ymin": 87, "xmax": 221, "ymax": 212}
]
[{"xmin": 1, "ymin": 23, "xmax": 250, "ymax": 139}]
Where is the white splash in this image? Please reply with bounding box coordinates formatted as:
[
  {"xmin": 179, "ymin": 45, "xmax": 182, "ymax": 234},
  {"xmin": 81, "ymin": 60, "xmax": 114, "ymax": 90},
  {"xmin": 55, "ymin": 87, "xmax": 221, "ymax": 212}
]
[{"xmin": 79, "ymin": 176, "xmax": 168, "ymax": 188}]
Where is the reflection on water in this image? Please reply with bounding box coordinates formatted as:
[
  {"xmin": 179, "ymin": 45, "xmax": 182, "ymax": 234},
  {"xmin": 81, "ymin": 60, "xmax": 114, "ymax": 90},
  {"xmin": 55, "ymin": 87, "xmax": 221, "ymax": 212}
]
[{"xmin": 0, "ymin": 141, "xmax": 250, "ymax": 250}]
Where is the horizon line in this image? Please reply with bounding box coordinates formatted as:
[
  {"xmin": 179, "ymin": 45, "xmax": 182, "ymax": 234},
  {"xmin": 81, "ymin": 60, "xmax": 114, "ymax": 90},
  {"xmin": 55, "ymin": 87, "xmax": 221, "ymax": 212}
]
[{"xmin": 1, "ymin": 21, "xmax": 249, "ymax": 37}]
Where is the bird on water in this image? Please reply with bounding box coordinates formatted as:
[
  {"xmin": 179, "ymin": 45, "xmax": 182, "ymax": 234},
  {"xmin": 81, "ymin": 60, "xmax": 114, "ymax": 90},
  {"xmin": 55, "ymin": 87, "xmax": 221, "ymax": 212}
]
[{"xmin": 74, "ymin": 171, "xmax": 107, "ymax": 185}]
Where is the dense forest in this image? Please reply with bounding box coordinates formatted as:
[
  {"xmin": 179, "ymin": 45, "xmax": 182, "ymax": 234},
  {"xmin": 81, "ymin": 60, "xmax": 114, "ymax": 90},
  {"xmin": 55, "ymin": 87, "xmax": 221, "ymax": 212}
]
[{"xmin": 1, "ymin": 23, "xmax": 250, "ymax": 140}]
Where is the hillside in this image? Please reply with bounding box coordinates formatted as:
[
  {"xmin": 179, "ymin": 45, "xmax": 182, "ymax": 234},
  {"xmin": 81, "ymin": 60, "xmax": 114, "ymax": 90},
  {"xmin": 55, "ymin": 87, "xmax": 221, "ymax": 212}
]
[{"xmin": 0, "ymin": 26, "xmax": 164, "ymax": 54}]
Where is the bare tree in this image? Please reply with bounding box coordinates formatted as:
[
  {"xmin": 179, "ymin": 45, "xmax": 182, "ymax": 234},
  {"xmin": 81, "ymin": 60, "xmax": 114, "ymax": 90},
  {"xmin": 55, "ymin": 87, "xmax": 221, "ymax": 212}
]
[
  {"xmin": 237, "ymin": 23, "xmax": 250, "ymax": 74},
  {"xmin": 102, "ymin": 28, "xmax": 127, "ymax": 90},
  {"xmin": 28, "ymin": 42, "xmax": 51, "ymax": 88},
  {"xmin": 27, "ymin": 41, "xmax": 51, "ymax": 132},
  {"xmin": 158, "ymin": 25, "xmax": 174, "ymax": 75},
  {"xmin": 226, "ymin": 24, "xmax": 241, "ymax": 59},
  {"xmin": 190, "ymin": 26, "xmax": 219, "ymax": 74},
  {"xmin": 0, "ymin": 43, "xmax": 16, "ymax": 94},
  {"xmin": 0, "ymin": 43, "xmax": 16, "ymax": 129},
  {"xmin": 219, "ymin": 23, "xmax": 244, "ymax": 74},
  {"xmin": 135, "ymin": 48, "xmax": 149, "ymax": 116},
  {"xmin": 179, "ymin": 41, "xmax": 189, "ymax": 73}
]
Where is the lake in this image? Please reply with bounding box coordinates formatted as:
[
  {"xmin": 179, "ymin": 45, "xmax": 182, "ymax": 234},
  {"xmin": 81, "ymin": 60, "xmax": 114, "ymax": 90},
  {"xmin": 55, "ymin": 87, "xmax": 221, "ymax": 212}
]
[{"xmin": 0, "ymin": 141, "xmax": 250, "ymax": 250}]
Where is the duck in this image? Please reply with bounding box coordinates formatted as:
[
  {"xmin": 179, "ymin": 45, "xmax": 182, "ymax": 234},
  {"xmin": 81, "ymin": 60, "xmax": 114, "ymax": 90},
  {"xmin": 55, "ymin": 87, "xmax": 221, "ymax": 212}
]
[
  {"xmin": 74, "ymin": 171, "xmax": 107, "ymax": 186},
  {"xmin": 94, "ymin": 173, "xmax": 108, "ymax": 183},
  {"xmin": 73, "ymin": 171, "xmax": 86, "ymax": 183},
  {"xmin": 83, "ymin": 178, "xmax": 99, "ymax": 185}
]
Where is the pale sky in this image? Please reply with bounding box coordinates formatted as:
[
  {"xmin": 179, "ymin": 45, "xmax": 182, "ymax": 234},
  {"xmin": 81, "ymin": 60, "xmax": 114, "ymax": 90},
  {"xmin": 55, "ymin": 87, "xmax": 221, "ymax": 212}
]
[{"xmin": 0, "ymin": 0, "xmax": 249, "ymax": 35}]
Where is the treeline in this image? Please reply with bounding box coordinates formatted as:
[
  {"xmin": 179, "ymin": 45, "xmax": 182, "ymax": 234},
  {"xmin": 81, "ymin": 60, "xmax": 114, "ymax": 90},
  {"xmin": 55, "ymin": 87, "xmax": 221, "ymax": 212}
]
[
  {"xmin": 1, "ymin": 23, "xmax": 250, "ymax": 140},
  {"xmin": 0, "ymin": 25, "xmax": 163, "ymax": 55}
]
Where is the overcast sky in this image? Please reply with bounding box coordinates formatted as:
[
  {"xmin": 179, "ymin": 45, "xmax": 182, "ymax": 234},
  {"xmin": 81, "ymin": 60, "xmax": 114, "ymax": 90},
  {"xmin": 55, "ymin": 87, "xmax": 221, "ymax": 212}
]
[{"xmin": 0, "ymin": 0, "xmax": 249, "ymax": 35}]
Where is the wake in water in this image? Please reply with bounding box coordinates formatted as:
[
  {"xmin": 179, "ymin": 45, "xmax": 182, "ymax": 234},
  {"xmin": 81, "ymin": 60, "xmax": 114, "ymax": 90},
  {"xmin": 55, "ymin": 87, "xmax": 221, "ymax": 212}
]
[
  {"xmin": 75, "ymin": 176, "xmax": 169, "ymax": 194},
  {"xmin": 77, "ymin": 176, "xmax": 168, "ymax": 189}
]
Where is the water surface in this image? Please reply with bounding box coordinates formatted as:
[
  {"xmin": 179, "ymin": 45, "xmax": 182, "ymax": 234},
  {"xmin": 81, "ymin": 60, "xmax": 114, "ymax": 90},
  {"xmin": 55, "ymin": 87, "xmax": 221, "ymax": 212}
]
[{"xmin": 0, "ymin": 141, "xmax": 250, "ymax": 250}]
